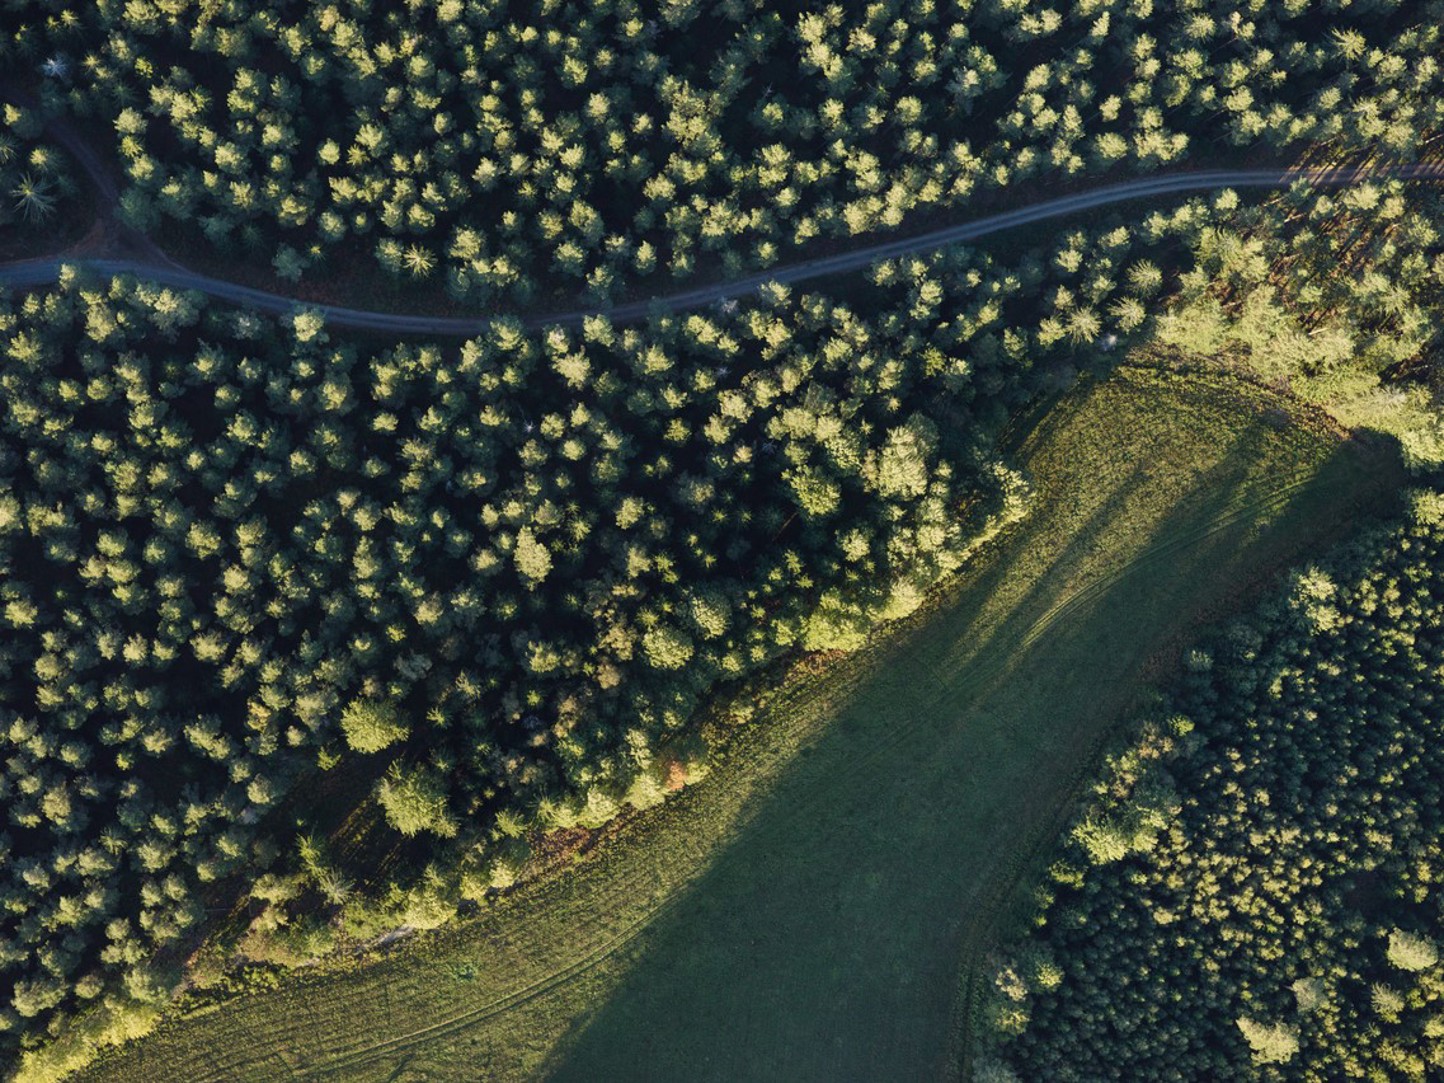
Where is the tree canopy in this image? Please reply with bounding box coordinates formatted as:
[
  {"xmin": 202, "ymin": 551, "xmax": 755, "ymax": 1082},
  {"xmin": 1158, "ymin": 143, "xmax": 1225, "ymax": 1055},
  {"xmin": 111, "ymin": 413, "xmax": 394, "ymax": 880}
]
[
  {"xmin": 979, "ymin": 491, "xmax": 1444, "ymax": 1081},
  {"xmin": 6, "ymin": 0, "xmax": 1444, "ymax": 298}
]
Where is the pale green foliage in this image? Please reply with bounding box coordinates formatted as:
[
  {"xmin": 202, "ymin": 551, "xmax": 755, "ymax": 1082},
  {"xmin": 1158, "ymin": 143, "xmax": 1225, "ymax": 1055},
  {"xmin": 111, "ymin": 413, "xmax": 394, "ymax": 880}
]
[
  {"xmin": 801, "ymin": 590, "xmax": 869, "ymax": 652},
  {"xmin": 1236, "ymin": 1017, "xmax": 1299, "ymax": 1065},
  {"xmin": 399, "ymin": 888, "xmax": 455, "ymax": 931},
  {"xmin": 642, "ymin": 624, "xmax": 693, "ymax": 669},
  {"xmin": 14, "ymin": 998, "xmax": 161, "ymax": 1083},
  {"xmin": 787, "ymin": 465, "xmax": 842, "ymax": 517},
  {"xmin": 972, "ymin": 1059, "xmax": 1023, "ymax": 1083},
  {"xmin": 574, "ymin": 787, "xmax": 621, "ymax": 829},
  {"xmin": 513, "ymin": 527, "xmax": 552, "ymax": 586},
  {"xmin": 1070, "ymin": 778, "xmax": 1176, "ymax": 865},
  {"xmin": 487, "ymin": 858, "xmax": 520, "ymax": 890},
  {"xmin": 875, "ymin": 421, "xmax": 935, "ymax": 500},
  {"xmin": 1290, "ymin": 567, "xmax": 1341, "ymax": 633},
  {"xmin": 377, "ymin": 765, "xmax": 457, "ymax": 838},
  {"xmin": 878, "ymin": 577, "xmax": 925, "ymax": 622},
  {"xmin": 1329, "ymin": 383, "xmax": 1444, "ymax": 469},
  {"xmin": 340, "ymin": 698, "xmax": 407, "ymax": 754},
  {"xmin": 1154, "ymin": 295, "xmax": 1227, "ymax": 355},
  {"xmin": 536, "ymin": 783, "xmax": 626, "ymax": 830},
  {"xmin": 1409, "ymin": 489, "xmax": 1444, "ymax": 526},
  {"xmin": 1292, "ymin": 976, "xmax": 1326, "ymax": 1014},
  {"xmin": 1387, "ymin": 928, "xmax": 1439, "ymax": 973},
  {"xmin": 1070, "ymin": 817, "xmax": 1131, "ymax": 864},
  {"xmin": 290, "ymin": 308, "xmax": 326, "ymax": 343},
  {"xmin": 624, "ymin": 767, "xmax": 668, "ymax": 811},
  {"xmin": 687, "ymin": 589, "xmax": 731, "ymax": 640},
  {"xmin": 1371, "ymin": 982, "xmax": 1405, "ymax": 1021}
]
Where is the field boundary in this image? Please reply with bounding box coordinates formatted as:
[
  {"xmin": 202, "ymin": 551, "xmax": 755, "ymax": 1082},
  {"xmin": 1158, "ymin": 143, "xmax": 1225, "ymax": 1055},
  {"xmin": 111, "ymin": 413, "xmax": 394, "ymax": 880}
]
[{"xmin": 75, "ymin": 366, "xmax": 1405, "ymax": 1082}]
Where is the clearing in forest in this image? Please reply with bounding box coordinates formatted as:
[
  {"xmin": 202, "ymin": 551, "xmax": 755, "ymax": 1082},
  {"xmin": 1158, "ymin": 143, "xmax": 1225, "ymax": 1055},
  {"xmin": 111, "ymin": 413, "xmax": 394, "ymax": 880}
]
[{"xmin": 84, "ymin": 365, "xmax": 1402, "ymax": 1082}]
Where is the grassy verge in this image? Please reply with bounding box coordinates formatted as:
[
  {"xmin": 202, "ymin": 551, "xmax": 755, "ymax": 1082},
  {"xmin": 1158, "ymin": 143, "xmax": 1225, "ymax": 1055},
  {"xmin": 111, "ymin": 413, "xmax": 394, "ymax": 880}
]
[{"xmin": 78, "ymin": 365, "xmax": 1402, "ymax": 1082}]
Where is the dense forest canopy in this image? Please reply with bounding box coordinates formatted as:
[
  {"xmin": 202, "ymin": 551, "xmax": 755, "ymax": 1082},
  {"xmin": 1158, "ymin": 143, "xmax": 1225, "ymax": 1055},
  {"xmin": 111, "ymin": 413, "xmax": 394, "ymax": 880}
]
[
  {"xmin": 5, "ymin": 0, "xmax": 1444, "ymax": 298},
  {"xmin": 4, "ymin": 0, "xmax": 1444, "ymax": 1079},
  {"xmin": 10, "ymin": 168, "xmax": 1444, "ymax": 1073},
  {"xmin": 0, "ymin": 100, "xmax": 72, "ymax": 235},
  {"xmin": 0, "ymin": 258, "xmax": 1045, "ymax": 1074},
  {"xmin": 977, "ymin": 490, "xmax": 1444, "ymax": 1081}
]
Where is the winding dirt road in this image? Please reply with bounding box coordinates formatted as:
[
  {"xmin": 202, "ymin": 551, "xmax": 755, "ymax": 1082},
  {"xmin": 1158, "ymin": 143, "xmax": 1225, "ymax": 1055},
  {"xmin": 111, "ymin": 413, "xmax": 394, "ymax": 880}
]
[{"xmin": 3, "ymin": 103, "xmax": 1442, "ymax": 334}]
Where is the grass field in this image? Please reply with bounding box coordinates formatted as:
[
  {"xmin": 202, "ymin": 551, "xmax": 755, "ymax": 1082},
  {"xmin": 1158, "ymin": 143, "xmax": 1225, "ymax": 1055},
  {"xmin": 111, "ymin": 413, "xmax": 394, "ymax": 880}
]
[{"xmin": 80, "ymin": 365, "xmax": 1403, "ymax": 1082}]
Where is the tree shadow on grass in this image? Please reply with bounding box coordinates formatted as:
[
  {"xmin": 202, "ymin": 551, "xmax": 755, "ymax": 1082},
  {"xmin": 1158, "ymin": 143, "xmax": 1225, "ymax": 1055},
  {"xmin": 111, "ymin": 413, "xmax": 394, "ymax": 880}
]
[
  {"xmin": 80, "ymin": 379, "xmax": 1404, "ymax": 1083},
  {"xmin": 535, "ymin": 391, "xmax": 1403, "ymax": 1083}
]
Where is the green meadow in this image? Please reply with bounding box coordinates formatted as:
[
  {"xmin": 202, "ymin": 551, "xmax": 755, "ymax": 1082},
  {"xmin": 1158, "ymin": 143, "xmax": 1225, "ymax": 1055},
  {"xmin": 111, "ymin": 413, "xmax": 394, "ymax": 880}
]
[{"xmin": 85, "ymin": 365, "xmax": 1401, "ymax": 1081}]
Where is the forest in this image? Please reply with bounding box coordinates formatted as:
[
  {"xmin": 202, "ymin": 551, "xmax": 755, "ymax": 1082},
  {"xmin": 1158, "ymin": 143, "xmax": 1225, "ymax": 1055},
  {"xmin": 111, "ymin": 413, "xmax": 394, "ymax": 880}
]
[
  {"xmin": 3, "ymin": 0, "xmax": 1444, "ymax": 1079},
  {"xmin": 0, "ymin": 227, "xmax": 1057, "ymax": 1073},
  {"xmin": 976, "ymin": 489, "xmax": 1444, "ymax": 1081},
  {"xmin": 6, "ymin": 0, "xmax": 1444, "ymax": 301},
  {"xmin": 0, "ymin": 99, "xmax": 72, "ymax": 240}
]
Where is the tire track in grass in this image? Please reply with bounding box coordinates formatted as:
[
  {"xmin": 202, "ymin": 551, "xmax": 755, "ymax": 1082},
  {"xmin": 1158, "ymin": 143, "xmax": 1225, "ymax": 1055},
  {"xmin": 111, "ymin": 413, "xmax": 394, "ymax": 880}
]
[
  {"xmin": 181, "ymin": 861, "xmax": 685, "ymax": 1081},
  {"xmin": 535, "ymin": 410, "xmax": 1389, "ymax": 1081},
  {"xmin": 1003, "ymin": 464, "xmax": 1320, "ymax": 657},
  {"xmin": 295, "ymin": 653, "xmax": 889, "ymax": 1078},
  {"xmin": 184, "ymin": 716, "xmax": 803, "ymax": 1078},
  {"xmin": 942, "ymin": 455, "xmax": 1397, "ymax": 1079},
  {"xmin": 277, "ymin": 893, "xmax": 691, "ymax": 1080}
]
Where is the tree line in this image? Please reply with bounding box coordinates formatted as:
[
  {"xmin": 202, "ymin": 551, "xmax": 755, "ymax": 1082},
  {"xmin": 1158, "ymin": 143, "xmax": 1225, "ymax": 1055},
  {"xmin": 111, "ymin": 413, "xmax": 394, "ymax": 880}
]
[
  {"xmin": 976, "ymin": 489, "xmax": 1444, "ymax": 1081},
  {"xmin": 1147, "ymin": 180, "xmax": 1444, "ymax": 466},
  {"xmin": 3, "ymin": 204, "xmax": 1174, "ymax": 1074},
  {"xmin": 12, "ymin": 131, "xmax": 1444, "ymax": 1081}
]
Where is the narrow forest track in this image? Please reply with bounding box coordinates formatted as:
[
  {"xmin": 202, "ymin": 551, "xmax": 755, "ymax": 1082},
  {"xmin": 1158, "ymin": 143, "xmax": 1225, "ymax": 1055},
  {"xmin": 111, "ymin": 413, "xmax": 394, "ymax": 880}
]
[
  {"xmin": 79, "ymin": 367, "xmax": 1404, "ymax": 1083},
  {"xmin": 1, "ymin": 95, "xmax": 1441, "ymax": 333}
]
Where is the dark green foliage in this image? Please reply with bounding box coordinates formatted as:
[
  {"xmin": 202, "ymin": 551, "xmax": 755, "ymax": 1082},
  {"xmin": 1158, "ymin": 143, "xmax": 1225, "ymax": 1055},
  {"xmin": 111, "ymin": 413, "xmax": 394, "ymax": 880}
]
[
  {"xmin": 3, "ymin": 0, "xmax": 1444, "ymax": 1075},
  {"xmin": 9, "ymin": 0, "xmax": 1444, "ymax": 295},
  {"xmin": 0, "ymin": 253, "xmax": 1061, "ymax": 1064},
  {"xmin": 0, "ymin": 131, "xmax": 1240, "ymax": 1063},
  {"xmin": 981, "ymin": 492, "xmax": 1444, "ymax": 1081},
  {"xmin": 0, "ymin": 101, "xmax": 72, "ymax": 231}
]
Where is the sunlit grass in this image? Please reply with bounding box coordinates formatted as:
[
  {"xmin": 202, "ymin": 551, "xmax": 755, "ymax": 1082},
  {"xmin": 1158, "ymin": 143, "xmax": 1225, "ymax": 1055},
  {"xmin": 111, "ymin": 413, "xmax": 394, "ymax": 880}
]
[{"xmin": 82, "ymin": 366, "xmax": 1401, "ymax": 1082}]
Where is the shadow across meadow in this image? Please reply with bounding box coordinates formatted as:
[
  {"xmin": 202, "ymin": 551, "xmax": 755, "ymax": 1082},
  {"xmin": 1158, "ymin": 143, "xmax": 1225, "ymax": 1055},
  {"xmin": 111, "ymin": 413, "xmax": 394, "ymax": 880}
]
[
  {"xmin": 539, "ymin": 384, "xmax": 1402, "ymax": 1083},
  {"xmin": 74, "ymin": 376, "xmax": 1403, "ymax": 1083}
]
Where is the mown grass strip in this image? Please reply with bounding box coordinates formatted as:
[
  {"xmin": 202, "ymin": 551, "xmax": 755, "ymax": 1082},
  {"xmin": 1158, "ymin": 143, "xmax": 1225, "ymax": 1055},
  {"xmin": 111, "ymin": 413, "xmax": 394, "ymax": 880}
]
[{"xmin": 82, "ymin": 367, "xmax": 1401, "ymax": 1082}]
